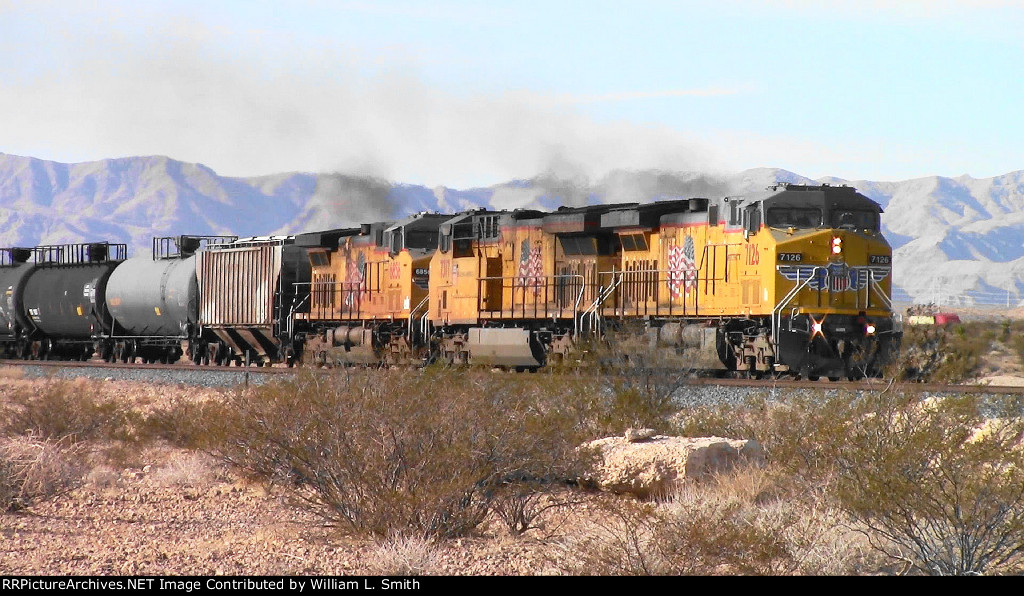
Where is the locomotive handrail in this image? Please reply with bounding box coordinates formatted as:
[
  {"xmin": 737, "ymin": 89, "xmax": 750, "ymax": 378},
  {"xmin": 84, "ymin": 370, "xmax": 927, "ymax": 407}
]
[
  {"xmin": 594, "ymin": 267, "xmax": 702, "ymax": 318},
  {"xmin": 408, "ymin": 295, "xmax": 430, "ymax": 341},
  {"xmin": 475, "ymin": 274, "xmax": 586, "ymax": 336},
  {"xmin": 287, "ymin": 292, "xmax": 311, "ymax": 341},
  {"xmin": 572, "ymin": 275, "xmax": 587, "ymax": 337},
  {"xmin": 869, "ymin": 270, "xmax": 892, "ymax": 311},
  {"xmin": 294, "ymin": 280, "xmax": 382, "ymax": 321},
  {"xmin": 772, "ymin": 265, "xmax": 824, "ymax": 342},
  {"xmin": 580, "ymin": 272, "xmax": 622, "ymax": 335},
  {"xmin": 419, "ymin": 309, "xmax": 431, "ymax": 346}
]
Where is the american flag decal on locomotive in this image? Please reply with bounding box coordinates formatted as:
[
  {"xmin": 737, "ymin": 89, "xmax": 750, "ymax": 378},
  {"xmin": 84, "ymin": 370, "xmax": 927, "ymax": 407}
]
[
  {"xmin": 777, "ymin": 263, "xmax": 890, "ymax": 291},
  {"xmin": 667, "ymin": 236, "xmax": 698, "ymax": 298},
  {"xmin": 344, "ymin": 251, "xmax": 366, "ymax": 306},
  {"xmin": 518, "ymin": 239, "xmax": 544, "ymax": 296}
]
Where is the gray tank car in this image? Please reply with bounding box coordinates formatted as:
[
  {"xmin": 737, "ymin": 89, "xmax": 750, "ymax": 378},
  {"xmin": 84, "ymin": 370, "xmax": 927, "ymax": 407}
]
[
  {"xmin": 102, "ymin": 236, "xmax": 235, "ymax": 363},
  {"xmin": 106, "ymin": 255, "xmax": 197, "ymax": 336}
]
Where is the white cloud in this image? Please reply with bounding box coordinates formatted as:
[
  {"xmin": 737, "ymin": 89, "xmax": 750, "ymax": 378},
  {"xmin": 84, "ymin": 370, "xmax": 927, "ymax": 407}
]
[
  {"xmin": 3, "ymin": 1, "xmax": 1017, "ymax": 188},
  {"xmin": 541, "ymin": 87, "xmax": 745, "ymax": 105},
  {"xmin": 0, "ymin": 11, "xmax": 728, "ymax": 188}
]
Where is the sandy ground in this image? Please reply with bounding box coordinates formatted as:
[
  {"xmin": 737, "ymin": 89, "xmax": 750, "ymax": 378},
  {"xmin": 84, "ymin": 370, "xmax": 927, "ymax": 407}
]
[
  {"xmin": 0, "ymin": 376, "xmax": 596, "ymax": 576},
  {"xmin": 0, "ymin": 457, "xmax": 570, "ymax": 575},
  {"xmin": 4, "ymin": 338, "xmax": 1024, "ymax": 577},
  {"xmin": 975, "ymin": 374, "xmax": 1024, "ymax": 387}
]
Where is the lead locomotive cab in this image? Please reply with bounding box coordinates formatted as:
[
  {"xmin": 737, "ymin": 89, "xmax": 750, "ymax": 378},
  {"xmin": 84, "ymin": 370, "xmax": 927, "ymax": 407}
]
[{"xmin": 763, "ymin": 184, "xmax": 898, "ymax": 379}]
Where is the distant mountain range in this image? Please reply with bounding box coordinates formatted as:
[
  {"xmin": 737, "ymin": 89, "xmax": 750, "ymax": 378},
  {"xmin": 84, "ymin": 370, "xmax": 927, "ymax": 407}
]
[{"xmin": 2, "ymin": 152, "xmax": 1023, "ymax": 305}]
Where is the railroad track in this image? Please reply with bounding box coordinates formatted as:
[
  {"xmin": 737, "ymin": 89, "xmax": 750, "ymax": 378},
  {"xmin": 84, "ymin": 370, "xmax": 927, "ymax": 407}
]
[
  {"xmin": 3, "ymin": 358, "xmax": 1024, "ymax": 395},
  {"xmin": 0, "ymin": 359, "xmax": 292, "ymax": 374},
  {"xmin": 0, "ymin": 358, "xmax": 290, "ymax": 388}
]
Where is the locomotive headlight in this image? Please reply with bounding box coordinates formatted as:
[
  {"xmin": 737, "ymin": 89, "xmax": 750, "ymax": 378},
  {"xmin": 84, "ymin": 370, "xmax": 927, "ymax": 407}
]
[
  {"xmin": 810, "ymin": 315, "xmax": 826, "ymax": 340},
  {"xmin": 831, "ymin": 236, "xmax": 843, "ymax": 254},
  {"xmin": 865, "ymin": 323, "xmax": 877, "ymax": 336}
]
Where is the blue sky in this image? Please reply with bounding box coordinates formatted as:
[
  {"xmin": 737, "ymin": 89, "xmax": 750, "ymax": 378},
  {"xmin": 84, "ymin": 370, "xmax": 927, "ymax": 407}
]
[{"xmin": 1, "ymin": 0, "xmax": 1022, "ymax": 187}]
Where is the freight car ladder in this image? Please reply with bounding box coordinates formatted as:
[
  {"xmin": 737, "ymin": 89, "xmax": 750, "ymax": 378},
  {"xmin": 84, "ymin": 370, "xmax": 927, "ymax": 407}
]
[{"xmin": 578, "ymin": 274, "xmax": 623, "ymax": 337}]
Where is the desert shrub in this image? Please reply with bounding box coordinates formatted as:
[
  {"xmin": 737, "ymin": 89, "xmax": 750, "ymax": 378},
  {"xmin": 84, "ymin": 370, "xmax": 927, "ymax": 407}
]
[
  {"xmin": 364, "ymin": 535, "xmax": 445, "ymax": 576},
  {"xmin": 0, "ymin": 379, "xmax": 137, "ymax": 443},
  {"xmin": 203, "ymin": 368, "xmax": 597, "ymax": 539},
  {"xmin": 147, "ymin": 452, "xmax": 222, "ymax": 488},
  {"xmin": 672, "ymin": 390, "xmax": 860, "ymax": 484},
  {"xmin": 828, "ymin": 393, "xmax": 1024, "ymax": 575},
  {"xmin": 491, "ymin": 486, "xmax": 587, "ymax": 536},
  {"xmin": 1005, "ymin": 319, "xmax": 1024, "ymax": 369},
  {"xmin": 685, "ymin": 388, "xmax": 1024, "ymax": 574},
  {"xmin": 0, "ymin": 436, "xmax": 85, "ymax": 511},
  {"xmin": 889, "ymin": 322, "xmax": 992, "ymax": 383},
  {"xmin": 558, "ymin": 466, "xmax": 869, "ymax": 575},
  {"xmin": 571, "ymin": 323, "xmax": 698, "ymax": 435},
  {"xmin": 141, "ymin": 395, "xmax": 231, "ymax": 449}
]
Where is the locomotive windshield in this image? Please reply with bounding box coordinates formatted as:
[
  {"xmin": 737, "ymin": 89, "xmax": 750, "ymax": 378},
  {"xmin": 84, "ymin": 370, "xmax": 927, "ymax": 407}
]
[
  {"xmin": 830, "ymin": 209, "xmax": 879, "ymax": 231},
  {"xmin": 766, "ymin": 207, "xmax": 822, "ymax": 229}
]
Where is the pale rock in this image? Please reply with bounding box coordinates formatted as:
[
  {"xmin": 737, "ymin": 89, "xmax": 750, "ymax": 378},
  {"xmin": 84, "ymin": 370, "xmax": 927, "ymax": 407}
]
[{"xmin": 581, "ymin": 435, "xmax": 764, "ymax": 498}]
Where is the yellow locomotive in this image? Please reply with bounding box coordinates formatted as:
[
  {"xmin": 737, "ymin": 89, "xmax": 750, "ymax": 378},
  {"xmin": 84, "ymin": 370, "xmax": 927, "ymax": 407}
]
[
  {"xmin": 598, "ymin": 183, "xmax": 898, "ymax": 379},
  {"xmin": 299, "ymin": 183, "xmax": 899, "ymax": 378},
  {"xmin": 298, "ymin": 213, "xmax": 451, "ymax": 365}
]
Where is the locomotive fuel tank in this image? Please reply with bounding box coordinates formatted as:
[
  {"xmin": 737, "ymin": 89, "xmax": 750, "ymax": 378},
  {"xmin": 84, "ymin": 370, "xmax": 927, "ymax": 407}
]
[{"xmin": 105, "ymin": 254, "xmax": 198, "ymax": 336}]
